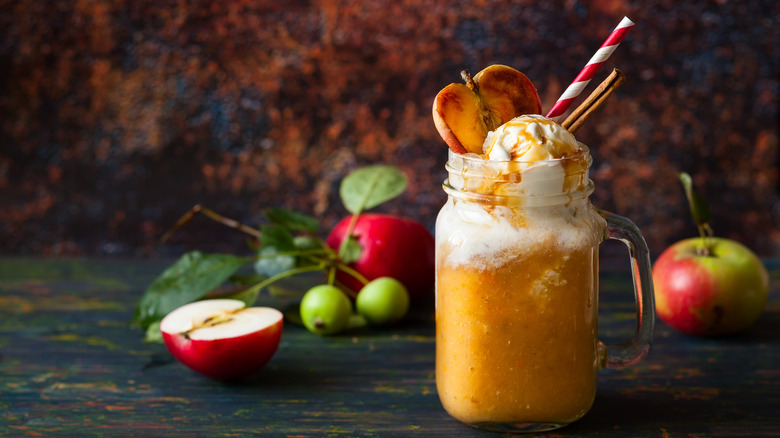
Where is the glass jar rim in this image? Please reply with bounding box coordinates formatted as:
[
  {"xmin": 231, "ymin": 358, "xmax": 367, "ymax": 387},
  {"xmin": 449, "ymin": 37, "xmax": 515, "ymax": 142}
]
[
  {"xmin": 443, "ymin": 143, "xmax": 594, "ymax": 205},
  {"xmin": 442, "ymin": 178, "xmax": 595, "ymax": 205}
]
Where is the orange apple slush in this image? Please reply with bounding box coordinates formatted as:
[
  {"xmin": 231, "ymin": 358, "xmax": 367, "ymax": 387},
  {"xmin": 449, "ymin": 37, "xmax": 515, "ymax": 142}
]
[
  {"xmin": 435, "ymin": 115, "xmax": 606, "ymax": 429},
  {"xmin": 436, "ymin": 236, "xmax": 599, "ymax": 425}
]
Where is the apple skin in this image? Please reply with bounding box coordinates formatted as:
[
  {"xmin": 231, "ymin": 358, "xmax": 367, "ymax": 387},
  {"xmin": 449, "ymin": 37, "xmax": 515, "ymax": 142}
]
[
  {"xmin": 652, "ymin": 237, "xmax": 769, "ymax": 336},
  {"xmin": 325, "ymin": 214, "xmax": 435, "ymax": 303},
  {"xmin": 162, "ymin": 321, "xmax": 282, "ymax": 380},
  {"xmin": 161, "ymin": 303, "xmax": 283, "ymax": 380}
]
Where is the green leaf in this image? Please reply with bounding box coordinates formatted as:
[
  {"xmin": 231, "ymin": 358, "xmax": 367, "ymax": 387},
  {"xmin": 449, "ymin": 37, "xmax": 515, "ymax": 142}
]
[
  {"xmin": 679, "ymin": 172, "xmax": 712, "ymax": 226},
  {"xmin": 339, "ymin": 235, "xmax": 363, "ymax": 264},
  {"xmin": 255, "ymin": 224, "xmax": 297, "ymax": 277},
  {"xmin": 133, "ymin": 251, "xmax": 247, "ymax": 329},
  {"xmin": 254, "ymin": 246, "xmax": 296, "ymax": 277},
  {"xmin": 144, "ymin": 321, "xmax": 163, "ymax": 343},
  {"xmin": 293, "ymin": 236, "xmax": 319, "ymax": 251},
  {"xmin": 260, "ymin": 224, "xmax": 296, "ymax": 251},
  {"xmin": 339, "ymin": 165, "xmax": 408, "ymax": 214},
  {"xmin": 266, "ymin": 208, "xmax": 319, "ymax": 232}
]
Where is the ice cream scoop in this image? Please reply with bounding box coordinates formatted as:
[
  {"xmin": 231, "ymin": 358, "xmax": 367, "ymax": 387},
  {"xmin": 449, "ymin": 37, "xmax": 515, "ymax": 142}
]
[{"xmin": 482, "ymin": 115, "xmax": 581, "ymax": 161}]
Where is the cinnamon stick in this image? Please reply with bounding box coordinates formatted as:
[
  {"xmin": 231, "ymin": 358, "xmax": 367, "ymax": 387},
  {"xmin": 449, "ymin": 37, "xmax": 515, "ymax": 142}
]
[{"xmin": 561, "ymin": 68, "xmax": 626, "ymax": 134}]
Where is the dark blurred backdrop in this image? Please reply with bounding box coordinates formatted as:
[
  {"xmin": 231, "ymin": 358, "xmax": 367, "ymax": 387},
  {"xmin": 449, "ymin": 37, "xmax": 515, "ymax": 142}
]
[{"xmin": 1, "ymin": 0, "xmax": 778, "ymax": 258}]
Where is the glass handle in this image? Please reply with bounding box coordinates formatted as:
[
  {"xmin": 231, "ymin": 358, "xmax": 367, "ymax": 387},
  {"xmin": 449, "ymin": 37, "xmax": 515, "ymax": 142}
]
[{"xmin": 598, "ymin": 210, "xmax": 655, "ymax": 369}]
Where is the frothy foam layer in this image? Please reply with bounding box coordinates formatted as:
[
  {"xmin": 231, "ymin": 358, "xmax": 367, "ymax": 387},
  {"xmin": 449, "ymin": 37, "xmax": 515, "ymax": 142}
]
[{"xmin": 436, "ymin": 198, "xmax": 605, "ymax": 270}]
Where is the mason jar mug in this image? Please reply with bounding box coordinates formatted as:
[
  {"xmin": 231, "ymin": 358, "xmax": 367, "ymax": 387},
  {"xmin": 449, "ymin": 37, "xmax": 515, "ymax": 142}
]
[{"xmin": 435, "ymin": 148, "xmax": 655, "ymax": 433}]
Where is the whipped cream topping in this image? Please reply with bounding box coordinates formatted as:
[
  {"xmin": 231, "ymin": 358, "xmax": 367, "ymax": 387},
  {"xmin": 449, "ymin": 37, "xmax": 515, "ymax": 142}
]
[{"xmin": 483, "ymin": 115, "xmax": 581, "ymax": 162}]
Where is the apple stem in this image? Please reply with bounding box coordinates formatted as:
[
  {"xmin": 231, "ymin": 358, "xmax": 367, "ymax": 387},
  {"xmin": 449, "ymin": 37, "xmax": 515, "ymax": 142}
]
[
  {"xmin": 229, "ymin": 264, "xmax": 328, "ymax": 304},
  {"xmin": 327, "ymin": 265, "xmax": 337, "ymax": 287},
  {"xmin": 334, "ymin": 261, "xmax": 369, "ymax": 286},
  {"xmin": 333, "ymin": 280, "xmax": 358, "ymax": 299},
  {"xmin": 678, "ymin": 172, "xmax": 717, "ymax": 257},
  {"xmin": 337, "ymin": 214, "xmax": 362, "ymax": 260},
  {"xmin": 461, "ymin": 70, "xmax": 476, "ymax": 91},
  {"xmin": 696, "ymin": 223, "xmax": 715, "ymax": 256},
  {"xmin": 337, "ymin": 170, "xmax": 385, "ymax": 261}
]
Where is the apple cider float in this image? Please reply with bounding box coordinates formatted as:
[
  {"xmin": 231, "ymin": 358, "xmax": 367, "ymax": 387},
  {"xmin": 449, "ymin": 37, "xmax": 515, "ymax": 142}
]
[{"xmin": 432, "ymin": 66, "xmax": 655, "ymax": 432}]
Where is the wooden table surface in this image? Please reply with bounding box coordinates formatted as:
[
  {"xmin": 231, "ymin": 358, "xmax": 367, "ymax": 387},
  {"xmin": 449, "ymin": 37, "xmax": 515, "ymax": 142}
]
[{"xmin": 1, "ymin": 257, "xmax": 778, "ymax": 437}]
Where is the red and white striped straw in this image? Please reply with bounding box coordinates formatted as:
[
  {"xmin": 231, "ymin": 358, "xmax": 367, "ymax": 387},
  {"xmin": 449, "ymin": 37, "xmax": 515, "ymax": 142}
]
[{"xmin": 546, "ymin": 16, "xmax": 635, "ymax": 119}]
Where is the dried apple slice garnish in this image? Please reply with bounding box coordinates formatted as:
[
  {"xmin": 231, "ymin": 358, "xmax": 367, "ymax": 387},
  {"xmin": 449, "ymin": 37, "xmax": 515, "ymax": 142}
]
[{"xmin": 432, "ymin": 64, "xmax": 542, "ymax": 154}]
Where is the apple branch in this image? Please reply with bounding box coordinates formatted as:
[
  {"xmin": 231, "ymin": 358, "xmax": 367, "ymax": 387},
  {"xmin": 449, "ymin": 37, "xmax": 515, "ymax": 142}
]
[
  {"xmin": 226, "ymin": 264, "xmax": 327, "ymax": 304},
  {"xmin": 160, "ymin": 204, "xmax": 262, "ymax": 243}
]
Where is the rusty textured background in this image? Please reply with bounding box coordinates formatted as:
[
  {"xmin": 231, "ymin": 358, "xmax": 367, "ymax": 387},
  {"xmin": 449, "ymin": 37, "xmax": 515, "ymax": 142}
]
[{"xmin": 1, "ymin": 0, "xmax": 778, "ymax": 258}]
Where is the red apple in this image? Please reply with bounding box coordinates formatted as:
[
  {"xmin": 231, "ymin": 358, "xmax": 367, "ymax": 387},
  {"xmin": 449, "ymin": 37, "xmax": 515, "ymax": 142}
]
[
  {"xmin": 652, "ymin": 237, "xmax": 769, "ymax": 336},
  {"xmin": 160, "ymin": 299, "xmax": 283, "ymax": 380},
  {"xmin": 325, "ymin": 214, "xmax": 435, "ymax": 303}
]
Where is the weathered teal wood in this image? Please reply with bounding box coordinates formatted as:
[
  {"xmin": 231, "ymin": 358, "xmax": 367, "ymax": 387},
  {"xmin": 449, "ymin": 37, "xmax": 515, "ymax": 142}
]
[{"xmin": 0, "ymin": 258, "xmax": 778, "ymax": 437}]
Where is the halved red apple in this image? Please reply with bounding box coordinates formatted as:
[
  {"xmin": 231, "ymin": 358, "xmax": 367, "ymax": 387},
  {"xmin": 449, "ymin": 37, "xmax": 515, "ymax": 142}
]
[
  {"xmin": 432, "ymin": 64, "xmax": 542, "ymax": 154},
  {"xmin": 160, "ymin": 299, "xmax": 283, "ymax": 380}
]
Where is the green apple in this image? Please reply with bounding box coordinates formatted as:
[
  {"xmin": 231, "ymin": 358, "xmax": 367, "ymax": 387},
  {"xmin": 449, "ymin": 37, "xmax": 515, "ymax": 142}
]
[
  {"xmin": 653, "ymin": 238, "xmax": 769, "ymax": 336},
  {"xmin": 653, "ymin": 173, "xmax": 770, "ymax": 336},
  {"xmin": 299, "ymin": 285, "xmax": 352, "ymax": 335},
  {"xmin": 356, "ymin": 277, "xmax": 410, "ymax": 326}
]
